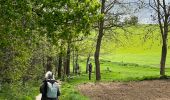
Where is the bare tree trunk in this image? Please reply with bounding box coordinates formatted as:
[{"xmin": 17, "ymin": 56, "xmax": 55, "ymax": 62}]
[
  {"xmin": 66, "ymin": 43, "xmax": 70, "ymax": 76},
  {"xmin": 86, "ymin": 54, "xmax": 90, "ymax": 74},
  {"xmin": 43, "ymin": 55, "xmax": 46, "ymax": 75},
  {"xmin": 46, "ymin": 56, "xmax": 52, "ymax": 71},
  {"xmin": 62, "ymin": 56, "xmax": 67, "ymax": 81},
  {"xmin": 160, "ymin": 24, "xmax": 168, "ymax": 77},
  {"xmin": 58, "ymin": 53, "xmax": 62, "ymax": 78},
  {"xmin": 94, "ymin": 0, "xmax": 105, "ymax": 81},
  {"xmin": 160, "ymin": 43, "xmax": 167, "ymax": 77},
  {"xmin": 75, "ymin": 49, "xmax": 79, "ymax": 74},
  {"xmin": 55, "ymin": 57, "xmax": 58, "ymax": 77},
  {"xmin": 73, "ymin": 48, "xmax": 75, "ymax": 74}
]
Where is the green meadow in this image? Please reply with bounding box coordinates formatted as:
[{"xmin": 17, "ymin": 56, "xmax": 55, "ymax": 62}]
[{"xmin": 60, "ymin": 25, "xmax": 170, "ymax": 100}]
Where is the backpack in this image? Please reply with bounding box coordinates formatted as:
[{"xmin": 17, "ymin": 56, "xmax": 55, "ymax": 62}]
[{"xmin": 46, "ymin": 81, "xmax": 58, "ymax": 98}]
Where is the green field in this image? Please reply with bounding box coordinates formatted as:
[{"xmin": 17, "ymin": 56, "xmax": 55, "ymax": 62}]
[
  {"xmin": 60, "ymin": 60, "xmax": 170, "ymax": 100},
  {"xmin": 60, "ymin": 25, "xmax": 170, "ymax": 100}
]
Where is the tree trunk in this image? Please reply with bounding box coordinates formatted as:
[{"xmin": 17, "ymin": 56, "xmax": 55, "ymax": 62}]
[
  {"xmin": 46, "ymin": 56, "xmax": 52, "ymax": 71},
  {"xmin": 160, "ymin": 25, "xmax": 168, "ymax": 77},
  {"xmin": 55, "ymin": 57, "xmax": 58, "ymax": 77},
  {"xmin": 58, "ymin": 53, "xmax": 62, "ymax": 78},
  {"xmin": 66, "ymin": 43, "xmax": 70, "ymax": 76},
  {"xmin": 75, "ymin": 49, "xmax": 79, "ymax": 74},
  {"xmin": 73, "ymin": 48, "xmax": 75, "ymax": 74},
  {"xmin": 62, "ymin": 56, "xmax": 67, "ymax": 81},
  {"xmin": 94, "ymin": 0, "xmax": 105, "ymax": 81},
  {"xmin": 160, "ymin": 43, "xmax": 167, "ymax": 77},
  {"xmin": 86, "ymin": 55, "xmax": 90, "ymax": 74},
  {"xmin": 42, "ymin": 55, "xmax": 46, "ymax": 75}
]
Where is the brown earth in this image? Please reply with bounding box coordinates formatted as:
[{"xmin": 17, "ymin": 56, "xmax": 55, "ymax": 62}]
[{"xmin": 77, "ymin": 80, "xmax": 170, "ymax": 100}]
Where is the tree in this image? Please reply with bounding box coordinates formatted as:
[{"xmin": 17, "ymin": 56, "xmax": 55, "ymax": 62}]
[
  {"xmin": 0, "ymin": 0, "xmax": 59, "ymax": 85},
  {"xmin": 95, "ymin": 0, "xmax": 105, "ymax": 80},
  {"xmin": 124, "ymin": 16, "xmax": 138, "ymax": 25},
  {"xmin": 148, "ymin": 0, "xmax": 170, "ymax": 78},
  {"xmin": 130, "ymin": 16, "xmax": 138, "ymax": 25},
  {"xmin": 57, "ymin": 42, "xmax": 63, "ymax": 78},
  {"xmin": 35, "ymin": 0, "xmax": 100, "ymax": 77},
  {"xmin": 94, "ymin": 0, "xmax": 132, "ymax": 80},
  {"xmin": 0, "ymin": 0, "xmax": 39, "ymax": 83}
]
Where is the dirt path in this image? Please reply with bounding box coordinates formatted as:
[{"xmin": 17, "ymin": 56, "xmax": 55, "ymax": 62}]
[
  {"xmin": 36, "ymin": 94, "xmax": 42, "ymax": 100},
  {"xmin": 77, "ymin": 80, "xmax": 170, "ymax": 100}
]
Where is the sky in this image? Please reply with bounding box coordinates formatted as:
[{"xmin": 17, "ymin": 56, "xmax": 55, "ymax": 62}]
[
  {"xmin": 133, "ymin": 4, "xmax": 154, "ymax": 24},
  {"xmin": 114, "ymin": 0, "xmax": 170, "ymax": 24},
  {"xmin": 122, "ymin": 0, "xmax": 154, "ymax": 24}
]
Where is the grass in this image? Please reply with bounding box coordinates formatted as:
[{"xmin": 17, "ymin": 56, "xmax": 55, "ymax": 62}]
[
  {"xmin": 60, "ymin": 24, "xmax": 170, "ymax": 100},
  {"xmin": 0, "ymin": 82, "xmax": 40, "ymax": 100},
  {"xmin": 60, "ymin": 58, "xmax": 170, "ymax": 100},
  {"xmin": 60, "ymin": 80, "xmax": 90, "ymax": 100}
]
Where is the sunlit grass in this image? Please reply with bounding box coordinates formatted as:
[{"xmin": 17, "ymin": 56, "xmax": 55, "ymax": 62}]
[
  {"xmin": 56, "ymin": 25, "xmax": 170, "ymax": 100},
  {"xmin": 61, "ymin": 58, "xmax": 170, "ymax": 100}
]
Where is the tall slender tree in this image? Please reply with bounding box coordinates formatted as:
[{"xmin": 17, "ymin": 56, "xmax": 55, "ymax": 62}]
[
  {"xmin": 94, "ymin": 0, "xmax": 130, "ymax": 80},
  {"xmin": 148, "ymin": 0, "xmax": 170, "ymax": 77},
  {"xmin": 95, "ymin": 0, "xmax": 105, "ymax": 80}
]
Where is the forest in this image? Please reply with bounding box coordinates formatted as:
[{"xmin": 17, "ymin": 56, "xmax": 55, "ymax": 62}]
[{"xmin": 1, "ymin": 0, "xmax": 170, "ymax": 100}]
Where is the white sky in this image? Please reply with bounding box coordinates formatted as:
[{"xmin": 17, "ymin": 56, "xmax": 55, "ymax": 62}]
[{"xmin": 115, "ymin": 0, "xmax": 170, "ymax": 24}]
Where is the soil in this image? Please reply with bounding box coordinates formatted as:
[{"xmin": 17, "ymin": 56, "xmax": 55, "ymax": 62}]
[{"xmin": 77, "ymin": 80, "xmax": 170, "ymax": 100}]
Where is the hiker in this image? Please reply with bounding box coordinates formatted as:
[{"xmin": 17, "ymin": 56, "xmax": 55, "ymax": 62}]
[
  {"xmin": 40, "ymin": 71, "xmax": 60, "ymax": 100},
  {"xmin": 89, "ymin": 63, "xmax": 92, "ymax": 80}
]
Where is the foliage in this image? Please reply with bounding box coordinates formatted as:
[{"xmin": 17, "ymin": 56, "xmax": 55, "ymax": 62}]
[
  {"xmin": 35, "ymin": 0, "xmax": 100, "ymax": 43},
  {"xmin": 0, "ymin": 0, "xmax": 100, "ymax": 99},
  {"xmin": 124, "ymin": 16, "xmax": 138, "ymax": 25},
  {"xmin": 0, "ymin": 81, "xmax": 39, "ymax": 100}
]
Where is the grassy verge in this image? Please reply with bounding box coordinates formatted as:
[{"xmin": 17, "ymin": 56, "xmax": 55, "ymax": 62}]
[
  {"xmin": 0, "ymin": 82, "xmax": 39, "ymax": 100},
  {"xmin": 60, "ymin": 60, "xmax": 170, "ymax": 100}
]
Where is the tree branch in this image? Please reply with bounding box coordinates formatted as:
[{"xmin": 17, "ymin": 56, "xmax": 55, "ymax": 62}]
[
  {"xmin": 156, "ymin": 0, "xmax": 164, "ymax": 38},
  {"xmin": 105, "ymin": 0, "xmax": 117, "ymax": 14},
  {"xmin": 149, "ymin": 0, "xmax": 159, "ymax": 12}
]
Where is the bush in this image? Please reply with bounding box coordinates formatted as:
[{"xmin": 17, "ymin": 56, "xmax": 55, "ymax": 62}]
[{"xmin": 0, "ymin": 82, "xmax": 39, "ymax": 100}]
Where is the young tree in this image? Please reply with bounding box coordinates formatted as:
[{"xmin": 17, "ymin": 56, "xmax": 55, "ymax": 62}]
[
  {"xmin": 94, "ymin": 0, "xmax": 132, "ymax": 80},
  {"xmin": 57, "ymin": 42, "xmax": 63, "ymax": 78},
  {"xmin": 95, "ymin": 0, "xmax": 105, "ymax": 81},
  {"xmin": 149, "ymin": 0, "xmax": 170, "ymax": 77}
]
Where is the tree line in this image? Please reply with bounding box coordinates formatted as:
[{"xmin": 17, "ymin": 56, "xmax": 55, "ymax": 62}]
[{"xmin": 0, "ymin": 0, "xmax": 169, "ymax": 89}]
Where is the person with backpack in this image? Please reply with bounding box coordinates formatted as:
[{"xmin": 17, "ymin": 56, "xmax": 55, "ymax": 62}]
[{"xmin": 40, "ymin": 71, "xmax": 60, "ymax": 100}]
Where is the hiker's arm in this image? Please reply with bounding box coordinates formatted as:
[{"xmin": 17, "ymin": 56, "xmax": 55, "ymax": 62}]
[
  {"xmin": 40, "ymin": 83, "xmax": 44, "ymax": 93},
  {"xmin": 40, "ymin": 81, "xmax": 47, "ymax": 96}
]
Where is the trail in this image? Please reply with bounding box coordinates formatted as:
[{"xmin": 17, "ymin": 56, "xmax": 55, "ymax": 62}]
[
  {"xmin": 78, "ymin": 80, "xmax": 170, "ymax": 100},
  {"xmin": 36, "ymin": 80, "xmax": 62, "ymax": 100},
  {"xmin": 36, "ymin": 94, "xmax": 42, "ymax": 100}
]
